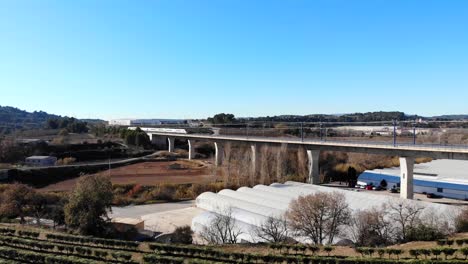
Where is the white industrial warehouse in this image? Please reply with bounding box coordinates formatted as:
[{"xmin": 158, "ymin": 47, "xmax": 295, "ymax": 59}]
[
  {"xmin": 358, "ymin": 159, "xmax": 468, "ymax": 200},
  {"xmin": 191, "ymin": 181, "xmax": 459, "ymax": 243}
]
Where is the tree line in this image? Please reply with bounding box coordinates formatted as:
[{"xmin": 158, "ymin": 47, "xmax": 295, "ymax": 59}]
[
  {"xmin": 0, "ymin": 174, "xmax": 114, "ymax": 237},
  {"xmin": 46, "ymin": 117, "xmax": 88, "ymax": 133}
]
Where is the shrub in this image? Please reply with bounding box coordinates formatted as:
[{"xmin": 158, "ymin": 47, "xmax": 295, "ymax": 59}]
[
  {"xmin": 441, "ymin": 247, "xmax": 457, "ymax": 260},
  {"xmin": 143, "ymin": 254, "xmax": 183, "ymax": 264},
  {"xmin": 323, "ymin": 246, "xmax": 334, "ymax": 256},
  {"xmin": 187, "ymin": 184, "xmax": 206, "ymax": 199},
  {"xmin": 150, "ymin": 183, "xmax": 176, "ymax": 201},
  {"xmin": 0, "ymin": 228, "xmax": 15, "ymax": 236},
  {"xmin": 409, "ymin": 249, "xmax": 420, "ymax": 259},
  {"xmin": 431, "ymin": 248, "xmax": 442, "ymax": 260},
  {"xmin": 173, "ymin": 185, "xmax": 191, "ymax": 200},
  {"xmin": 377, "ymin": 249, "xmax": 385, "ymax": 259},
  {"xmin": 385, "ymin": 248, "xmax": 404, "ymax": 259},
  {"xmin": 406, "ymin": 224, "xmax": 446, "ymax": 242},
  {"xmin": 460, "ymin": 247, "xmax": 468, "ymax": 260},
  {"xmin": 18, "ymin": 230, "xmax": 40, "ymax": 238},
  {"xmin": 455, "ymin": 207, "xmax": 468, "ymax": 232},
  {"xmin": 111, "ymin": 252, "xmax": 132, "ymax": 261},
  {"xmin": 171, "ymin": 225, "xmax": 193, "ymax": 244},
  {"xmin": 437, "ymin": 239, "xmax": 447, "ymax": 246},
  {"xmin": 45, "ymin": 233, "xmax": 139, "ymax": 249},
  {"xmin": 355, "ymin": 247, "xmax": 365, "ymax": 257},
  {"xmin": 307, "ymin": 245, "xmax": 320, "ymax": 255},
  {"xmin": 127, "ymin": 184, "xmax": 144, "ymax": 198},
  {"xmin": 296, "ymin": 244, "xmax": 307, "ymax": 254},
  {"xmin": 419, "ymin": 248, "xmax": 431, "ymax": 259}
]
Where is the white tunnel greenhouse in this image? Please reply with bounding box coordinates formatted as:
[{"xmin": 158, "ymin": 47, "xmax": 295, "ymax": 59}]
[{"xmin": 192, "ymin": 181, "xmax": 459, "ymax": 243}]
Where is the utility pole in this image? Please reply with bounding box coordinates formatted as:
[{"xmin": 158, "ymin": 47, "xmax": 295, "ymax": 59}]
[
  {"xmin": 393, "ymin": 120, "xmax": 397, "ymax": 147},
  {"xmin": 320, "ymin": 122, "xmax": 323, "ymax": 141},
  {"xmin": 246, "ymin": 123, "xmax": 249, "ymax": 138},
  {"xmin": 412, "ymin": 121, "xmax": 416, "ymax": 145}
]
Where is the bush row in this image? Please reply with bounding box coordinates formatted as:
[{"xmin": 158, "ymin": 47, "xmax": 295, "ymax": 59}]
[
  {"xmin": 142, "ymin": 254, "xmax": 184, "ymax": 264},
  {"xmin": 45, "ymin": 233, "xmax": 139, "ymax": 250},
  {"xmin": 0, "ymin": 246, "xmax": 96, "ymax": 264},
  {"xmin": 413, "ymin": 247, "xmax": 468, "ymax": 260},
  {"xmin": 269, "ymin": 244, "xmax": 330, "ymax": 255},
  {"xmin": 0, "ymin": 229, "xmax": 14, "ymax": 236},
  {"xmin": 0, "ymin": 228, "xmax": 39, "ymax": 239},
  {"xmin": 356, "ymin": 246, "xmax": 468, "ymax": 260},
  {"xmin": 355, "ymin": 248, "xmax": 404, "ymax": 258},
  {"xmin": 17, "ymin": 230, "xmax": 40, "ymax": 239},
  {"xmin": 149, "ymin": 243, "xmax": 379, "ymax": 263},
  {"xmin": 0, "ymin": 235, "xmax": 134, "ymax": 263},
  {"xmin": 437, "ymin": 239, "xmax": 468, "ymax": 246}
]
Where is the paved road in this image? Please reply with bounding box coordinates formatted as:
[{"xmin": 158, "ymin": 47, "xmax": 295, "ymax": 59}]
[
  {"xmin": 18, "ymin": 151, "xmax": 159, "ymax": 170},
  {"xmin": 109, "ymin": 200, "xmax": 195, "ymax": 219}
]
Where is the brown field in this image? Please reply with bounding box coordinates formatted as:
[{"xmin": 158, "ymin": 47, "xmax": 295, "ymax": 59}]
[{"xmin": 41, "ymin": 159, "xmax": 216, "ymax": 192}]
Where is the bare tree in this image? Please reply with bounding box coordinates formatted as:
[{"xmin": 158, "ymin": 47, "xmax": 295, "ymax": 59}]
[
  {"xmin": 387, "ymin": 201, "xmax": 423, "ymax": 242},
  {"xmin": 455, "ymin": 206, "xmax": 468, "ymax": 233},
  {"xmin": 200, "ymin": 207, "xmax": 243, "ymax": 244},
  {"xmin": 287, "ymin": 192, "xmax": 350, "ymax": 245},
  {"xmin": 351, "ymin": 207, "xmax": 394, "ymax": 246},
  {"xmin": 254, "ymin": 215, "xmax": 289, "ymax": 243},
  {"xmin": 409, "ymin": 208, "xmax": 455, "ymax": 241}
]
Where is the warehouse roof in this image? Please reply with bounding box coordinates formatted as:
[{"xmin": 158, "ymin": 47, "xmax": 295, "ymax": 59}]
[
  {"xmin": 359, "ymin": 171, "xmax": 468, "ymax": 192},
  {"xmin": 361, "ymin": 159, "xmax": 468, "ymax": 191},
  {"xmin": 26, "ymin": 156, "xmax": 55, "ymax": 160}
]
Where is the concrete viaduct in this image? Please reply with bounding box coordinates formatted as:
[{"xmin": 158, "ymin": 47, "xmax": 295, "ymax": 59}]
[{"xmin": 148, "ymin": 132, "xmax": 468, "ymax": 200}]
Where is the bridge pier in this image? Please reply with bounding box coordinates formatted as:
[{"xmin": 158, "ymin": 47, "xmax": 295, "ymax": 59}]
[
  {"xmin": 276, "ymin": 143, "xmax": 288, "ymax": 182},
  {"xmin": 251, "ymin": 143, "xmax": 260, "ymax": 185},
  {"xmin": 214, "ymin": 142, "xmax": 224, "ymax": 166},
  {"xmin": 151, "ymin": 135, "xmax": 166, "ymax": 148},
  {"xmin": 400, "ymin": 157, "xmax": 414, "ymax": 199},
  {"xmin": 188, "ymin": 139, "xmax": 196, "ymax": 160},
  {"xmin": 307, "ymin": 150, "xmax": 320, "ymax": 184},
  {"xmin": 167, "ymin": 137, "xmax": 175, "ymax": 152}
]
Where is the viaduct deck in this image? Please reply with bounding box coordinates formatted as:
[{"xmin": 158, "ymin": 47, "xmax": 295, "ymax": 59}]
[{"xmin": 150, "ymin": 132, "xmax": 468, "ymax": 160}]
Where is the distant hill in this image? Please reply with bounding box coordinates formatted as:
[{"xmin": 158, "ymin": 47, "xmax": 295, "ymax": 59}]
[
  {"xmin": 0, "ymin": 106, "xmax": 61, "ymax": 132},
  {"xmin": 431, "ymin": 114, "xmax": 468, "ymax": 120},
  {"xmin": 242, "ymin": 111, "xmax": 421, "ymax": 123},
  {"xmin": 0, "ymin": 106, "xmax": 103, "ymax": 134}
]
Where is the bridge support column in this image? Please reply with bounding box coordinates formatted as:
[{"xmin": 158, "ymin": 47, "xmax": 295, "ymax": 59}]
[
  {"xmin": 251, "ymin": 143, "xmax": 260, "ymax": 185},
  {"xmin": 214, "ymin": 142, "xmax": 224, "ymax": 166},
  {"xmin": 400, "ymin": 157, "xmax": 414, "ymax": 199},
  {"xmin": 307, "ymin": 150, "xmax": 320, "ymax": 184},
  {"xmin": 168, "ymin": 137, "xmax": 175, "ymax": 152},
  {"xmin": 188, "ymin": 140, "xmax": 196, "ymax": 160},
  {"xmin": 276, "ymin": 143, "xmax": 288, "ymax": 182}
]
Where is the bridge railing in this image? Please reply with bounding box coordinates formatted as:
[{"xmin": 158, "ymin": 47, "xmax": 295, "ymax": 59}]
[{"xmin": 145, "ymin": 120, "xmax": 468, "ymax": 148}]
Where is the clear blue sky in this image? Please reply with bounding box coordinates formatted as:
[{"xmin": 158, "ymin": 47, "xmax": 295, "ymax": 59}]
[{"xmin": 0, "ymin": 0, "xmax": 467, "ymax": 120}]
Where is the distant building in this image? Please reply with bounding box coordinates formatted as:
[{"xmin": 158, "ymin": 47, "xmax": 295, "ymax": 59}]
[
  {"xmin": 358, "ymin": 159, "xmax": 468, "ymax": 200},
  {"xmin": 25, "ymin": 156, "xmax": 57, "ymax": 167},
  {"xmin": 108, "ymin": 119, "xmax": 187, "ymax": 126},
  {"xmin": 16, "ymin": 139, "xmax": 46, "ymax": 145},
  {"xmin": 111, "ymin": 217, "xmax": 145, "ymax": 233}
]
